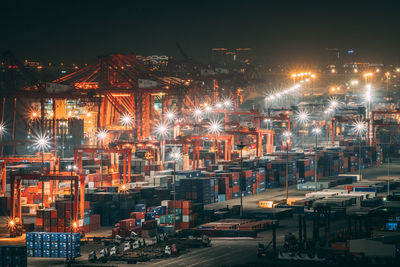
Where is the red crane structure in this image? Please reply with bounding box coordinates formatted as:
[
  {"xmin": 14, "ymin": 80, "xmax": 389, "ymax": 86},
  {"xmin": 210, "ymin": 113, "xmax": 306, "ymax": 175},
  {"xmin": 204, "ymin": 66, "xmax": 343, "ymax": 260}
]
[
  {"xmin": 0, "ymin": 155, "xmax": 59, "ymax": 195},
  {"xmin": 9, "ymin": 172, "xmax": 81, "ymax": 225},
  {"xmin": 331, "ymin": 116, "xmax": 370, "ymax": 146},
  {"xmin": 371, "ymin": 110, "xmax": 400, "ymax": 145},
  {"xmin": 74, "ymin": 147, "xmax": 132, "ymax": 185}
]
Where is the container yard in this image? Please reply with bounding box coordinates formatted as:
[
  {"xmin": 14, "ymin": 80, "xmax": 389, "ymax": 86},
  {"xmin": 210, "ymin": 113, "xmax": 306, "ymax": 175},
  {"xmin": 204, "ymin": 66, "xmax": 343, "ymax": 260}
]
[{"xmin": 2, "ymin": 2, "xmax": 400, "ymax": 266}]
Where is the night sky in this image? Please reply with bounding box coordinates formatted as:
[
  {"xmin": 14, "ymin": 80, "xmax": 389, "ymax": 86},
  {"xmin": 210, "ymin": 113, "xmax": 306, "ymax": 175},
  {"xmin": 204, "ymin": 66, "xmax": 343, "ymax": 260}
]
[{"xmin": 2, "ymin": 0, "xmax": 400, "ymax": 65}]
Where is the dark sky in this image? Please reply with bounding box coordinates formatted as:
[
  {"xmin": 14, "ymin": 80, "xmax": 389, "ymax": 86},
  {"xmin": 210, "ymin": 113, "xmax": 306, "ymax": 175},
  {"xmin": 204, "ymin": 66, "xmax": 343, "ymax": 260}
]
[{"xmin": 2, "ymin": 0, "xmax": 400, "ymax": 65}]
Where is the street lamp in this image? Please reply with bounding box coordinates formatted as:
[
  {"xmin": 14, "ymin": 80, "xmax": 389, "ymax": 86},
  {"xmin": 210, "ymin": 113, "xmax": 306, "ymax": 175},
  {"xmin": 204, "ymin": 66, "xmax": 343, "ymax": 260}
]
[
  {"xmin": 165, "ymin": 110, "xmax": 176, "ymax": 121},
  {"xmin": 223, "ymin": 99, "xmax": 232, "ymax": 108},
  {"xmin": 120, "ymin": 114, "xmax": 132, "ymax": 127},
  {"xmin": 282, "ymin": 131, "xmax": 292, "ymax": 201},
  {"xmin": 0, "ymin": 122, "xmax": 6, "ymax": 157},
  {"xmin": 312, "ymin": 127, "xmax": 322, "ymax": 192},
  {"xmin": 353, "ymin": 120, "xmax": 366, "ymax": 180},
  {"xmin": 120, "ymin": 114, "xmax": 133, "ymax": 139},
  {"xmin": 33, "ymin": 133, "xmax": 51, "ymax": 209},
  {"xmin": 204, "ymin": 106, "xmax": 213, "ymax": 113},
  {"xmin": 193, "ymin": 108, "xmax": 203, "ymax": 121},
  {"xmin": 208, "ymin": 119, "xmax": 222, "ymax": 163},
  {"xmin": 295, "ymin": 109, "xmax": 310, "ymax": 151},
  {"xmin": 365, "ymin": 84, "xmax": 372, "ymax": 121},
  {"xmin": 237, "ymin": 142, "xmax": 246, "ymax": 218},
  {"xmin": 207, "ymin": 119, "xmax": 222, "ymax": 135},
  {"xmin": 96, "ymin": 129, "xmax": 108, "ymax": 146},
  {"xmin": 67, "ymin": 164, "xmax": 77, "ymax": 264},
  {"xmin": 385, "ymin": 72, "xmax": 390, "ymax": 98},
  {"xmin": 170, "ymin": 148, "xmax": 182, "ymax": 232},
  {"xmin": 329, "ymin": 98, "xmax": 339, "ymax": 110},
  {"xmin": 155, "ymin": 122, "xmax": 170, "ymax": 167}
]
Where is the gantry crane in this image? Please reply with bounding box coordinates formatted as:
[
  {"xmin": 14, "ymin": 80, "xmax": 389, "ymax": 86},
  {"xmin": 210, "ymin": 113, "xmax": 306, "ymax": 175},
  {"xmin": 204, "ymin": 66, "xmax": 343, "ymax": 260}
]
[
  {"xmin": 9, "ymin": 172, "xmax": 81, "ymax": 228},
  {"xmin": 0, "ymin": 154, "xmax": 59, "ymax": 195},
  {"xmin": 371, "ymin": 110, "xmax": 400, "ymax": 145}
]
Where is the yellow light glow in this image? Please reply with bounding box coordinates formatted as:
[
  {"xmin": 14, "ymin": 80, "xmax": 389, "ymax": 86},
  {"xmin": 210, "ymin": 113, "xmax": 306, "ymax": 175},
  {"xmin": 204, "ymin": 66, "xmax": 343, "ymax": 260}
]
[
  {"xmin": 331, "ymin": 69, "xmax": 336, "ymax": 73},
  {"xmin": 121, "ymin": 184, "xmax": 127, "ymax": 191},
  {"xmin": 363, "ymin": 72, "xmax": 373, "ymax": 77}
]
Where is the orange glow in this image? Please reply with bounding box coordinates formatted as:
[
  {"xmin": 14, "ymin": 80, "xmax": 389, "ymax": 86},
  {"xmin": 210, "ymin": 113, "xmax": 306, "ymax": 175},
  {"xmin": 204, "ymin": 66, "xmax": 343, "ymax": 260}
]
[{"xmin": 74, "ymin": 82, "xmax": 99, "ymax": 89}]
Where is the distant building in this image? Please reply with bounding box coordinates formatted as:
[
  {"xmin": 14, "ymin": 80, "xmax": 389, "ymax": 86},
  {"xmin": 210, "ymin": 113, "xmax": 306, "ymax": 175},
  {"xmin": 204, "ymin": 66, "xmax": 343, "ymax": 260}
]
[
  {"xmin": 342, "ymin": 62, "xmax": 383, "ymax": 73},
  {"xmin": 211, "ymin": 48, "xmax": 252, "ymax": 66},
  {"xmin": 235, "ymin": 48, "xmax": 252, "ymax": 65}
]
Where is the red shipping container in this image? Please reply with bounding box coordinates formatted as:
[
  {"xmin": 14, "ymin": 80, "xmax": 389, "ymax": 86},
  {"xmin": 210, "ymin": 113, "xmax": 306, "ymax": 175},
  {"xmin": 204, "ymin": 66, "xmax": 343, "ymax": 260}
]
[
  {"xmin": 182, "ymin": 208, "xmax": 192, "ymax": 215},
  {"xmin": 50, "ymin": 209, "xmax": 57, "ymax": 218},
  {"xmin": 183, "ymin": 200, "xmax": 192, "ymax": 209},
  {"xmin": 344, "ymin": 185, "xmax": 369, "ymax": 191},
  {"xmin": 168, "ymin": 200, "xmax": 183, "ymax": 209},
  {"xmin": 232, "ymin": 185, "xmax": 239, "ymax": 193},
  {"xmin": 180, "ymin": 222, "xmax": 190, "ymax": 229},
  {"xmin": 135, "ymin": 212, "xmax": 146, "ymax": 220},
  {"xmin": 120, "ymin": 219, "xmax": 136, "ymax": 230}
]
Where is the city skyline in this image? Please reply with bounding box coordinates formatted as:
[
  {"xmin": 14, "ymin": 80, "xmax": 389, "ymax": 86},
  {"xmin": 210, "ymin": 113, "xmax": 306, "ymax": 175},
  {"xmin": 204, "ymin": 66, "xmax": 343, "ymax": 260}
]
[{"xmin": 2, "ymin": 0, "xmax": 400, "ymax": 64}]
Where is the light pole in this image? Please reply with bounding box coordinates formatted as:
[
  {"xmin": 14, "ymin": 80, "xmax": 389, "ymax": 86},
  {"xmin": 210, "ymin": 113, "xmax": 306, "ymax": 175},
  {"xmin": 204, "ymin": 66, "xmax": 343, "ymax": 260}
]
[
  {"xmin": 155, "ymin": 121, "xmax": 169, "ymax": 168},
  {"xmin": 312, "ymin": 127, "xmax": 322, "ymax": 192},
  {"xmin": 170, "ymin": 148, "xmax": 181, "ymax": 233},
  {"xmin": 385, "ymin": 72, "xmax": 390, "ymax": 98},
  {"xmin": 67, "ymin": 164, "xmax": 77, "ymax": 264},
  {"xmin": 34, "ymin": 133, "xmax": 50, "ymax": 210},
  {"xmin": 282, "ymin": 131, "xmax": 292, "ymax": 201},
  {"xmin": 120, "ymin": 114, "xmax": 133, "ymax": 139},
  {"xmin": 353, "ymin": 120, "xmax": 366, "ymax": 180},
  {"xmin": 208, "ymin": 119, "xmax": 222, "ymax": 164},
  {"xmin": 96, "ymin": 129, "xmax": 107, "ymax": 188},
  {"xmin": 237, "ymin": 142, "xmax": 246, "ymax": 218},
  {"xmin": 0, "ymin": 122, "xmax": 5, "ymax": 157},
  {"xmin": 295, "ymin": 109, "xmax": 310, "ymax": 151}
]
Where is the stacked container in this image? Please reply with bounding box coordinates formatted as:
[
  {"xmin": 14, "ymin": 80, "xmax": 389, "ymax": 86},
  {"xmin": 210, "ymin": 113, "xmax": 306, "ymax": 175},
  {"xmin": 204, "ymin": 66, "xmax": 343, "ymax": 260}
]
[{"xmin": 26, "ymin": 232, "xmax": 80, "ymax": 258}]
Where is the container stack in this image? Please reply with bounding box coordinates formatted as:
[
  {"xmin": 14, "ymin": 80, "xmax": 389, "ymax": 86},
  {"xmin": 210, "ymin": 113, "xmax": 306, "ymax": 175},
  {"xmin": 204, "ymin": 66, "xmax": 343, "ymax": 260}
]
[
  {"xmin": 0, "ymin": 245, "xmax": 27, "ymax": 267},
  {"xmin": 296, "ymin": 158, "xmax": 315, "ymax": 183},
  {"xmin": 178, "ymin": 178, "xmax": 215, "ymax": 205},
  {"xmin": 26, "ymin": 232, "xmax": 81, "ymax": 258},
  {"xmin": 36, "ymin": 209, "xmax": 58, "ymax": 232}
]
